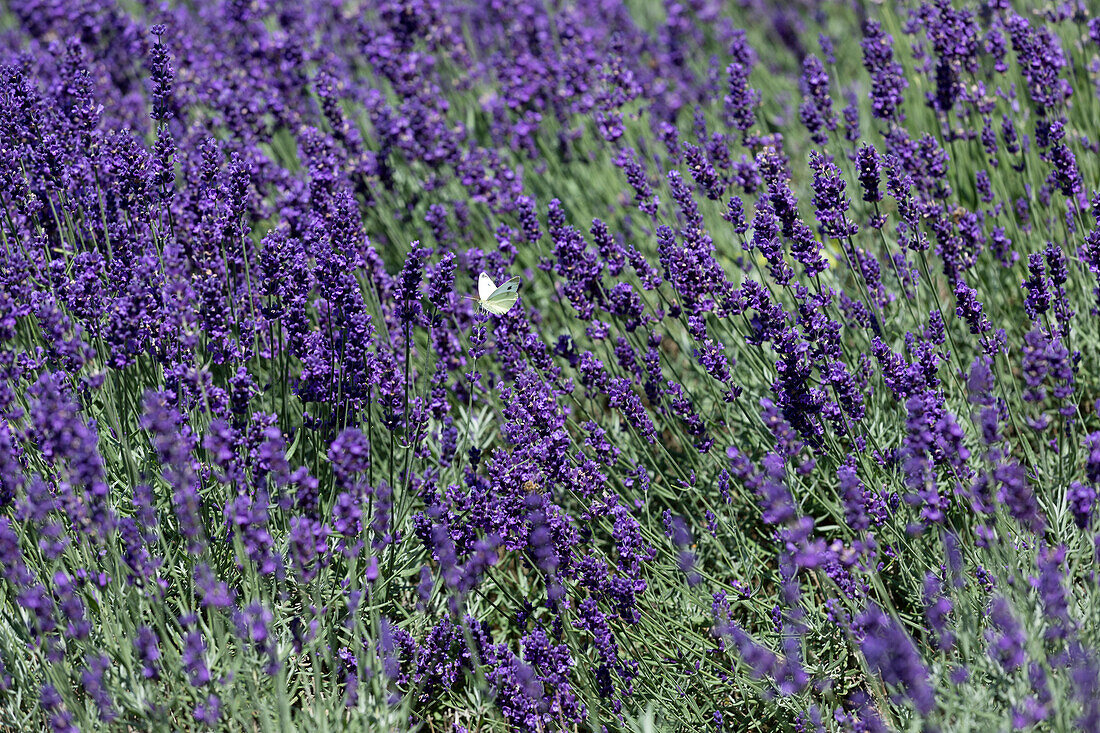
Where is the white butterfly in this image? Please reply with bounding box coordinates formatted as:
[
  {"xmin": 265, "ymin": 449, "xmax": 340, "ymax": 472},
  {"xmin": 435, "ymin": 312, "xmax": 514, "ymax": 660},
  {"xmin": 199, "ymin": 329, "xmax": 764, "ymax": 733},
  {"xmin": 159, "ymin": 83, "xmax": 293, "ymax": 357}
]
[{"xmin": 473, "ymin": 272, "xmax": 520, "ymax": 315}]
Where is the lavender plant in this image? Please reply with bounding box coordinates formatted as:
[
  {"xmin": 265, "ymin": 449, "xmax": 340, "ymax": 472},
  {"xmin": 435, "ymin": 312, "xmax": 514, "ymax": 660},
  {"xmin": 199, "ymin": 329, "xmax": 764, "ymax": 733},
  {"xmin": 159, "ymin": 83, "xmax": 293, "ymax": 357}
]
[{"xmin": 2, "ymin": 1, "xmax": 1100, "ymax": 731}]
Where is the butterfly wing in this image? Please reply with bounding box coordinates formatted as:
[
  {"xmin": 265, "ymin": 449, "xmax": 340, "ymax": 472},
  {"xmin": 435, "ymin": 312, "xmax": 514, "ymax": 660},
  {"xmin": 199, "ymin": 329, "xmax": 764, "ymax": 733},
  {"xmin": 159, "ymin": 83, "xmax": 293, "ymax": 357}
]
[
  {"xmin": 478, "ymin": 272, "xmax": 497, "ymax": 301},
  {"xmin": 481, "ymin": 276, "xmax": 520, "ymax": 315},
  {"xmin": 494, "ymin": 277, "xmax": 520, "ymax": 296}
]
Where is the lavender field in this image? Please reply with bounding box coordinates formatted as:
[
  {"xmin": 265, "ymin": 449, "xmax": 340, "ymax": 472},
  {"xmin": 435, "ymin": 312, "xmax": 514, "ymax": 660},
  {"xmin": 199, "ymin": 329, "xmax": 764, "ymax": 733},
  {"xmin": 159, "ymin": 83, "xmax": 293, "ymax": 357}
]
[{"xmin": 3, "ymin": 0, "xmax": 1100, "ymax": 730}]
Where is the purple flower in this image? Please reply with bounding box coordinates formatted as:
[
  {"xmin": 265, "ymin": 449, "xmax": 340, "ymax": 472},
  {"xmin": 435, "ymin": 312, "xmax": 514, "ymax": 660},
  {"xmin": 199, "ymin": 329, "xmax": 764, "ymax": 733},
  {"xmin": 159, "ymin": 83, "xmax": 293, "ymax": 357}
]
[
  {"xmin": 1071, "ymin": 644, "xmax": 1100, "ymax": 732},
  {"xmin": 987, "ymin": 596, "xmax": 1026, "ymax": 672},
  {"xmin": 684, "ymin": 142, "xmax": 724, "ymax": 201},
  {"xmin": 516, "ymin": 195, "xmax": 542, "ymax": 243},
  {"xmin": 224, "ymin": 487, "xmax": 279, "ymax": 577},
  {"xmin": 911, "ymin": 0, "xmax": 980, "ymax": 115},
  {"xmin": 1049, "ymin": 142, "xmax": 1083, "ymax": 198},
  {"xmin": 854, "ymin": 604, "xmax": 934, "ymax": 715},
  {"xmin": 427, "ymin": 252, "xmax": 456, "ymax": 314},
  {"xmin": 394, "ymin": 242, "xmax": 429, "ymax": 325},
  {"xmin": 236, "ymin": 602, "xmax": 279, "ymax": 673},
  {"xmin": 1069, "ymin": 481, "xmax": 1096, "ymax": 529},
  {"xmin": 842, "ymin": 93, "xmax": 860, "ymax": 145},
  {"xmin": 728, "ymin": 625, "xmax": 777, "ymax": 682},
  {"xmin": 1086, "ymin": 432, "xmax": 1100, "ymax": 486},
  {"xmin": 289, "ymin": 516, "xmax": 331, "ymax": 583},
  {"xmin": 900, "ymin": 391, "xmax": 944, "ymax": 525},
  {"xmin": 147, "ymin": 24, "xmax": 175, "ymax": 123},
  {"xmin": 53, "ymin": 571, "xmax": 89, "ymax": 641},
  {"xmin": 667, "ymin": 514, "xmax": 701, "ymax": 586},
  {"xmin": 591, "ymin": 219, "xmax": 626, "ymax": 277},
  {"xmin": 838, "ymin": 461, "xmax": 870, "ymax": 532},
  {"xmin": 723, "ymin": 196, "xmax": 748, "ymax": 235},
  {"xmin": 329, "ymin": 428, "xmax": 372, "ymax": 490},
  {"xmin": 995, "ymin": 459, "xmax": 1045, "ymax": 534},
  {"xmin": 81, "ymin": 653, "xmax": 116, "ymax": 722},
  {"xmin": 1023, "ymin": 253, "xmax": 1050, "ymax": 321},
  {"xmin": 1014, "ymin": 662, "xmax": 1052, "ymax": 727},
  {"xmin": 757, "ymin": 453, "xmax": 797, "ymax": 527},
  {"xmin": 193, "ymin": 694, "xmax": 221, "ymax": 727},
  {"xmin": 834, "ymin": 691, "xmax": 889, "ymax": 732},
  {"xmin": 27, "ymin": 373, "xmax": 114, "ymax": 539},
  {"xmin": 194, "ymin": 563, "xmax": 235, "ymax": 610},
  {"xmin": 1020, "ymin": 327, "xmax": 1073, "ymax": 412},
  {"xmin": 614, "ymin": 149, "xmax": 659, "ymax": 218},
  {"xmin": 1004, "ymin": 12, "xmax": 1072, "ymax": 113},
  {"xmin": 1032, "ymin": 544, "xmax": 1072, "ymax": 641},
  {"xmin": 750, "ymin": 197, "xmax": 793, "ymax": 286},
  {"xmin": 182, "ymin": 627, "xmax": 211, "ymax": 687},
  {"xmin": 922, "ymin": 574, "xmax": 954, "ymax": 652},
  {"xmin": 809, "ymin": 152, "xmax": 857, "ymax": 240},
  {"xmin": 141, "ymin": 392, "xmax": 205, "ymax": 554},
  {"xmin": 134, "ymin": 626, "xmax": 161, "ymax": 680},
  {"xmin": 724, "ymin": 31, "xmax": 759, "ymax": 140},
  {"xmin": 798, "ymin": 55, "xmax": 836, "ymax": 145},
  {"xmin": 861, "ymin": 20, "xmax": 908, "ymax": 121},
  {"xmin": 953, "ymin": 278, "xmax": 992, "ymax": 337},
  {"xmin": 856, "ymin": 144, "xmax": 882, "ymax": 205},
  {"xmin": 1045, "ymin": 241, "xmax": 1073, "ymax": 332}
]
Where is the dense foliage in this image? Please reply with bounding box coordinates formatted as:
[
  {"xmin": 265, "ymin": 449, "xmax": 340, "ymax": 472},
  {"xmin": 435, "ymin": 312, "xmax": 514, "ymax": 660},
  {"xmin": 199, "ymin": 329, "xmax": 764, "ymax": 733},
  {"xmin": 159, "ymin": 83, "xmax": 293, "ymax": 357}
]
[{"xmin": 2, "ymin": 0, "xmax": 1100, "ymax": 730}]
